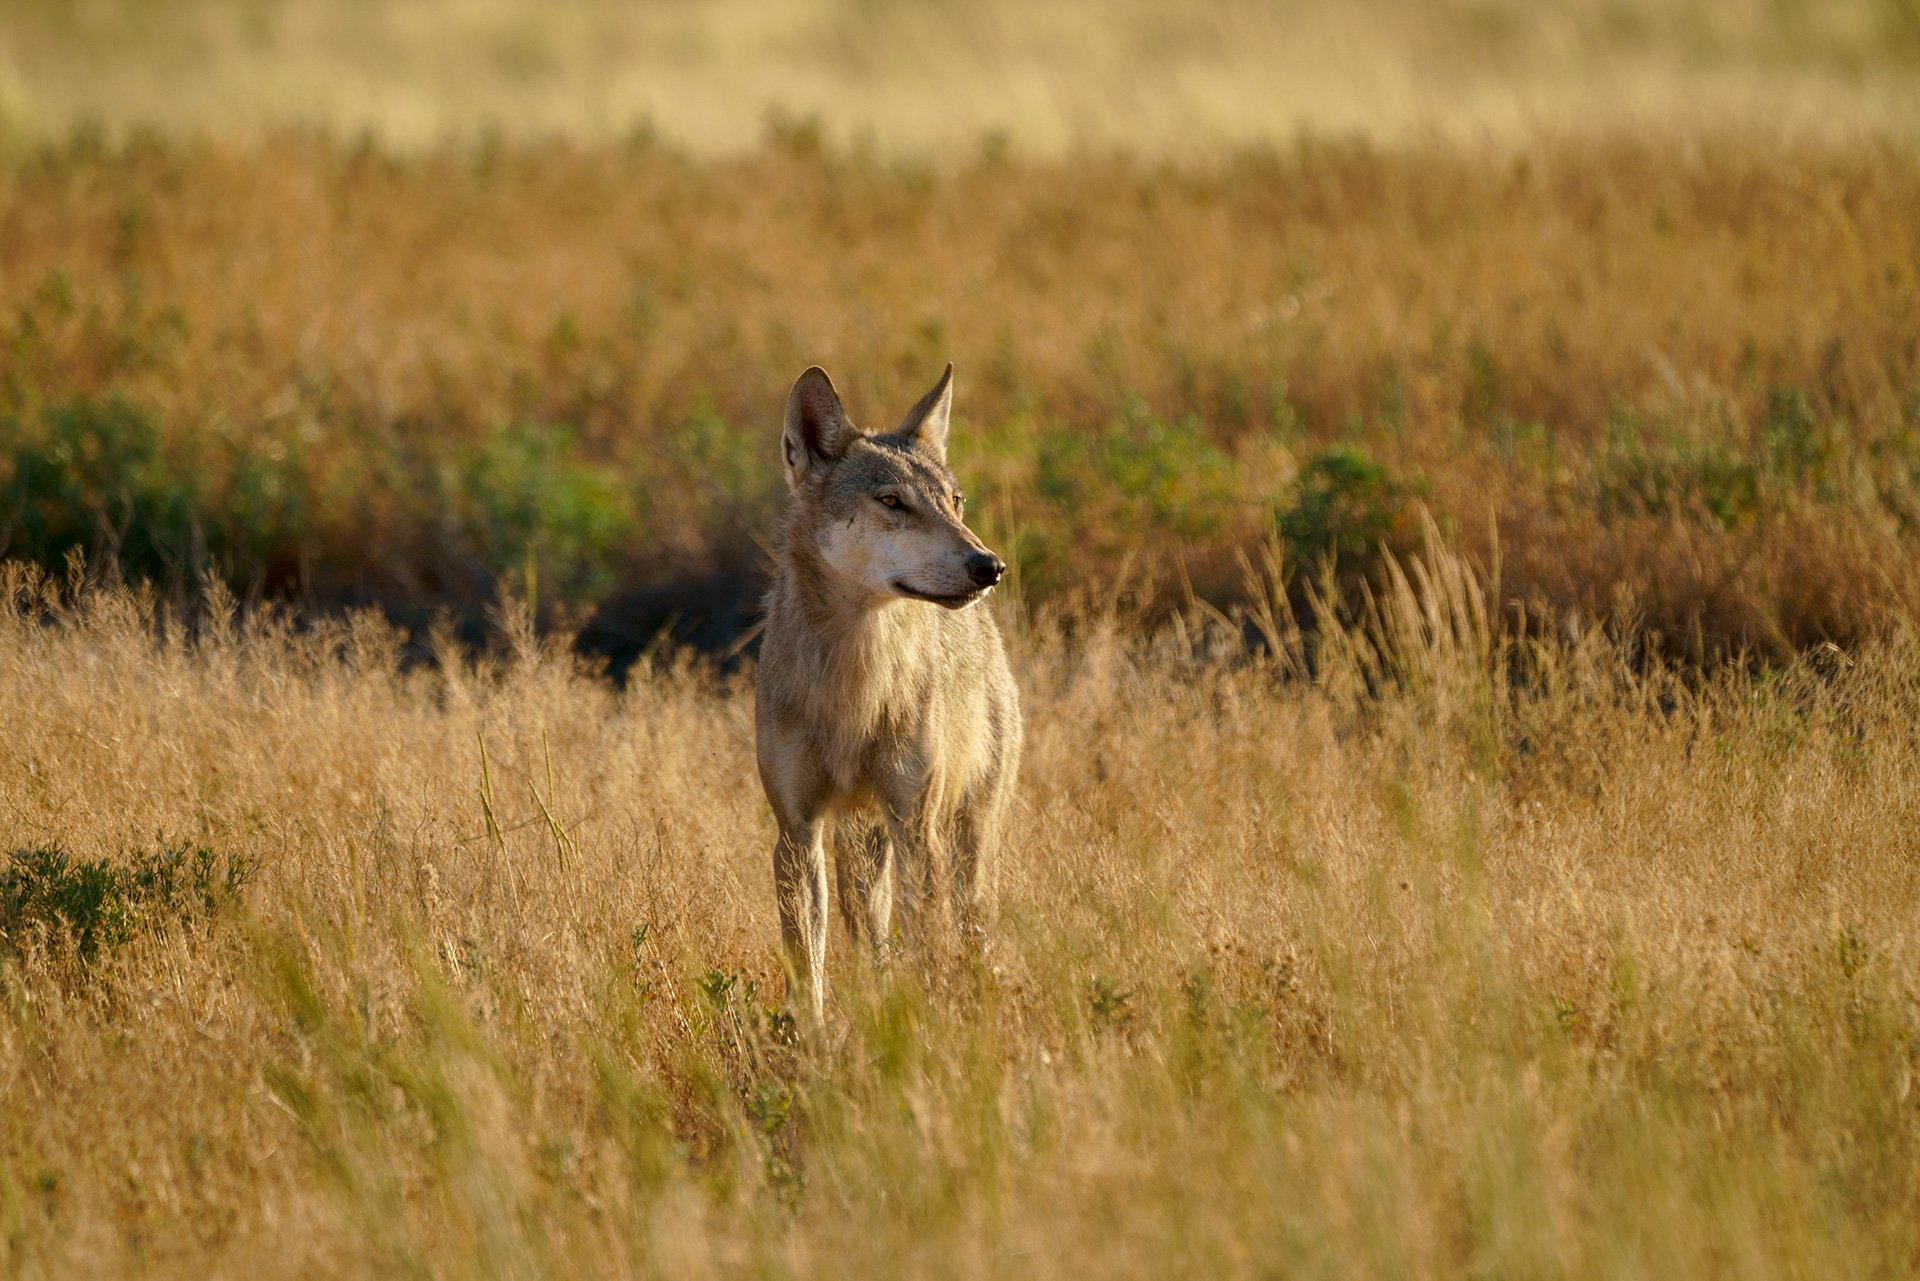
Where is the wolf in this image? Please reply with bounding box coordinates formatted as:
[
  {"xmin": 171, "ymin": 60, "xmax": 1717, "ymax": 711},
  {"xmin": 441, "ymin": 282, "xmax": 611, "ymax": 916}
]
[{"xmin": 755, "ymin": 363, "xmax": 1022, "ymax": 1023}]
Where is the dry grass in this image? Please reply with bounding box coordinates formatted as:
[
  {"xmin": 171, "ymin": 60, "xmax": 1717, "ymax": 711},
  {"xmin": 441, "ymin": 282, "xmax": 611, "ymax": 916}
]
[
  {"xmin": 6, "ymin": 133, "xmax": 1920, "ymax": 654},
  {"xmin": 6, "ymin": 6, "xmax": 1918, "ymax": 1274},
  {"xmin": 0, "ymin": 546, "xmax": 1915, "ymax": 1278},
  {"xmin": 5, "ymin": 0, "xmax": 1920, "ymax": 153}
]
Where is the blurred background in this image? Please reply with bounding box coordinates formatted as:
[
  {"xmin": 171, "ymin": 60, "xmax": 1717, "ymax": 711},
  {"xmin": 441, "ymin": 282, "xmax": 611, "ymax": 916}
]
[
  {"xmin": 7, "ymin": 0, "xmax": 1920, "ymax": 151},
  {"xmin": 4, "ymin": 0, "xmax": 1920, "ymax": 663}
]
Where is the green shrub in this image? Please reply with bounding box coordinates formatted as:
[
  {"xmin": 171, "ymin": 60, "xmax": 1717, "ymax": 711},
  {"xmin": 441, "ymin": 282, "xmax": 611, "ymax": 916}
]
[
  {"xmin": 2, "ymin": 394, "xmax": 202, "ymax": 582},
  {"xmin": 658, "ymin": 400, "xmax": 781, "ymax": 534},
  {"xmin": 0, "ymin": 843, "xmax": 255, "ymax": 962},
  {"xmin": 1277, "ymin": 444, "xmax": 1412, "ymax": 571},
  {"xmin": 1036, "ymin": 401, "xmax": 1240, "ymax": 536},
  {"xmin": 1593, "ymin": 407, "xmax": 1762, "ymax": 527},
  {"xmin": 1761, "ymin": 385, "xmax": 1838, "ymax": 495},
  {"xmin": 0, "ymin": 393, "xmax": 306, "ymax": 589},
  {"xmin": 1597, "ymin": 442, "xmax": 1761, "ymax": 526},
  {"xmin": 439, "ymin": 423, "xmax": 639, "ymax": 605},
  {"xmin": 1593, "ymin": 391, "xmax": 1848, "ymax": 526}
]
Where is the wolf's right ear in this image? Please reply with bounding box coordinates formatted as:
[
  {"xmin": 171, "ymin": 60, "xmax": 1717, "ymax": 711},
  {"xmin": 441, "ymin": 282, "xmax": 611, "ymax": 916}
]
[{"xmin": 783, "ymin": 367, "xmax": 859, "ymax": 488}]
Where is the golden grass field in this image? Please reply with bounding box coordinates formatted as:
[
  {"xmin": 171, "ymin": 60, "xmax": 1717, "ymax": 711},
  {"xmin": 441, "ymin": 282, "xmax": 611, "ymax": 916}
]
[
  {"xmin": 6, "ymin": 0, "xmax": 1920, "ymax": 153},
  {"xmin": 2, "ymin": 553, "xmax": 1917, "ymax": 1278},
  {"xmin": 4, "ymin": 1, "xmax": 1920, "ymax": 1276},
  {"xmin": 6, "ymin": 134, "xmax": 1920, "ymax": 657}
]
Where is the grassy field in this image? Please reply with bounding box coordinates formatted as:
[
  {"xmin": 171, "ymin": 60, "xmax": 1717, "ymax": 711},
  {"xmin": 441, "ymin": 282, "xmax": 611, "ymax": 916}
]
[
  {"xmin": 5, "ymin": 0, "xmax": 1920, "ymax": 153},
  {"xmin": 6, "ymin": 134, "xmax": 1920, "ymax": 657},
  {"xmin": 2, "ymin": 556, "xmax": 1917, "ymax": 1278},
  {"xmin": 5, "ymin": 1, "xmax": 1920, "ymax": 1276}
]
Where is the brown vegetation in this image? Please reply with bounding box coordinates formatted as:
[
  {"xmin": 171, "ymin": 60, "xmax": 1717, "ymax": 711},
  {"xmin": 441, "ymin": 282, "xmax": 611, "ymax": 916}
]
[{"xmin": 5, "ymin": 133, "xmax": 1920, "ymax": 655}]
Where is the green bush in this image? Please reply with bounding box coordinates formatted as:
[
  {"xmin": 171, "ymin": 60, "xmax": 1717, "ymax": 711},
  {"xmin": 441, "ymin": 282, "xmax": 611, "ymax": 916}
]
[
  {"xmin": 1277, "ymin": 444, "xmax": 1411, "ymax": 571},
  {"xmin": 0, "ymin": 394, "xmax": 306, "ymax": 589},
  {"xmin": 3, "ymin": 395, "xmax": 201, "ymax": 582},
  {"xmin": 657, "ymin": 400, "xmax": 782, "ymax": 536},
  {"xmin": 1036, "ymin": 401, "xmax": 1240, "ymax": 536},
  {"xmin": 1593, "ymin": 406, "xmax": 1762, "ymax": 527},
  {"xmin": 1596, "ymin": 442, "xmax": 1761, "ymax": 526},
  {"xmin": 0, "ymin": 843, "xmax": 255, "ymax": 962},
  {"xmin": 1761, "ymin": 385, "xmax": 1838, "ymax": 495},
  {"xmin": 439, "ymin": 423, "xmax": 639, "ymax": 605},
  {"xmin": 2, "ymin": 397, "xmax": 652, "ymax": 614}
]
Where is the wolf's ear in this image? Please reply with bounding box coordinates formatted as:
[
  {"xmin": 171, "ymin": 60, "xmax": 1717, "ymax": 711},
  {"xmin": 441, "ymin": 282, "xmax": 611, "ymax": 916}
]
[
  {"xmin": 895, "ymin": 363, "xmax": 954, "ymax": 461},
  {"xmin": 783, "ymin": 367, "xmax": 859, "ymax": 487}
]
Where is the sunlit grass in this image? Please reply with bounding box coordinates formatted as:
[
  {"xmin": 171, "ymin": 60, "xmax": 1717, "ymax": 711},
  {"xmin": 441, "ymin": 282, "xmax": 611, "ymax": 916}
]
[
  {"xmin": 5, "ymin": 133, "xmax": 1920, "ymax": 656},
  {"xmin": 0, "ymin": 548, "xmax": 1915, "ymax": 1277},
  {"xmin": 4, "ymin": 0, "xmax": 1920, "ymax": 153},
  {"xmin": 4, "ymin": 6, "xmax": 1917, "ymax": 1274}
]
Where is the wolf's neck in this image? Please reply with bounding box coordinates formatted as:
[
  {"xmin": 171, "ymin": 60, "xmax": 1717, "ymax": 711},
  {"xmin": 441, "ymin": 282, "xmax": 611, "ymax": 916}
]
[
  {"xmin": 779, "ymin": 545, "xmax": 933, "ymax": 700},
  {"xmin": 783, "ymin": 543, "xmax": 884, "ymax": 631}
]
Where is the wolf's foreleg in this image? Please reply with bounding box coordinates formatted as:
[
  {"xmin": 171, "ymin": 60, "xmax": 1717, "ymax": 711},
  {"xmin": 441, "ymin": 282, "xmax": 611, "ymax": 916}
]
[
  {"xmin": 949, "ymin": 805, "xmax": 987, "ymax": 956},
  {"xmin": 880, "ymin": 807, "xmax": 935, "ymax": 955},
  {"xmin": 835, "ymin": 822, "xmax": 895, "ymax": 955},
  {"xmin": 952, "ymin": 730, "xmax": 1018, "ymax": 959},
  {"xmin": 773, "ymin": 821, "xmax": 829, "ymax": 1024}
]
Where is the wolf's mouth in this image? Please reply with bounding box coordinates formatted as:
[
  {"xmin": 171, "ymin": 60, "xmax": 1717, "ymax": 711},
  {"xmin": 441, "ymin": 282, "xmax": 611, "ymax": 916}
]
[{"xmin": 890, "ymin": 580, "xmax": 989, "ymax": 610}]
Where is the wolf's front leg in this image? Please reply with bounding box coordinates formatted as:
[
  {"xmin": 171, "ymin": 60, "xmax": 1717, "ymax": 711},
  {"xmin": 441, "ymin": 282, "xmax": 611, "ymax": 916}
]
[
  {"xmin": 948, "ymin": 805, "xmax": 987, "ymax": 958},
  {"xmin": 834, "ymin": 822, "xmax": 895, "ymax": 957},
  {"xmin": 773, "ymin": 821, "xmax": 829, "ymax": 1025},
  {"xmin": 879, "ymin": 809, "xmax": 936, "ymax": 955}
]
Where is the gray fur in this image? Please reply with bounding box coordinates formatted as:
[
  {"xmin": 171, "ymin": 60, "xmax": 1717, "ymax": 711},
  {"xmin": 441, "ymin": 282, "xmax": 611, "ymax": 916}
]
[{"xmin": 756, "ymin": 363, "xmax": 1023, "ymax": 1023}]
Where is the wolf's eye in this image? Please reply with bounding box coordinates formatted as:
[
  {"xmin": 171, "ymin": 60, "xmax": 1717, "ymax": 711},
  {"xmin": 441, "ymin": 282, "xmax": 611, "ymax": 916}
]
[
  {"xmin": 954, "ymin": 492, "xmax": 965, "ymax": 511},
  {"xmin": 878, "ymin": 495, "xmax": 902, "ymax": 510}
]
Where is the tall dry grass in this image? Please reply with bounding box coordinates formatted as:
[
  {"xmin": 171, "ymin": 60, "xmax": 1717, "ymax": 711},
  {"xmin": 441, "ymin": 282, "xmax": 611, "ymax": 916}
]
[
  {"xmin": 6, "ymin": 5, "xmax": 1917, "ymax": 1274},
  {"xmin": 1, "ymin": 543, "xmax": 1915, "ymax": 1278}
]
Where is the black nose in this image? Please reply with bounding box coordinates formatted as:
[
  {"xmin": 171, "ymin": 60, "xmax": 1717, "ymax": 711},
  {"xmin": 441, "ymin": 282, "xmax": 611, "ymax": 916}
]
[{"xmin": 966, "ymin": 552, "xmax": 1005, "ymax": 588}]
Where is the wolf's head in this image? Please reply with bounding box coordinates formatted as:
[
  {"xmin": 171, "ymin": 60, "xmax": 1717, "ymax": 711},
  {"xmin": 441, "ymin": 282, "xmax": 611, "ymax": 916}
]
[{"xmin": 778, "ymin": 363, "xmax": 1005, "ymax": 610}]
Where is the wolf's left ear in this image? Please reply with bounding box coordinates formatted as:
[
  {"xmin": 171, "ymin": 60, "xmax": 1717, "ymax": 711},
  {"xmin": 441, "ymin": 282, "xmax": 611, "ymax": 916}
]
[
  {"xmin": 895, "ymin": 363, "xmax": 954, "ymax": 461},
  {"xmin": 783, "ymin": 366, "xmax": 859, "ymax": 488}
]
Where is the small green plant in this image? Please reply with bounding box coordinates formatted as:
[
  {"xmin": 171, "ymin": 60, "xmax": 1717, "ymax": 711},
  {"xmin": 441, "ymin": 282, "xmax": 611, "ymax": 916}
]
[
  {"xmin": 1463, "ymin": 339, "xmax": 1504, "ymax": 427},
  {"xmin": 0, "ymin": 842, "xmax": 255, "ymax": 962},
  {"xmin": 1593, "ymin": 408, "xmax": 1761, "ymax": 527},
  {"xmin": 1833, "ymin": 923, "xmax": 1868, "ymax": 979},
  {"xmin": 747, "ymin": 1078, "xmax": 792, "ymax": 1137},
  {"xmin": 1761, "ymin": 385, "xmax": 1837, "ymax": 494},
  {"xmin": 697, "ymin": 967, "xmax": 738, "ymax": 1011},
  {"xmin": 440, "ymin": 423, "xmax": 638, "ymax": 606},
  {"xmin": 1036, "ymin": 401, "xmax": 1241, "ymax": 536},
  {"xmin": 1088, "ymin": 974, "xmax": 1135, "ymax": 1034},
  {"xmin": 760, "ymin": 1003, "xmax": 798, "ymax": 1046},
  {"xmin": 1277, "ymin": 444, "xmax": 1411, "ymax": 572}
]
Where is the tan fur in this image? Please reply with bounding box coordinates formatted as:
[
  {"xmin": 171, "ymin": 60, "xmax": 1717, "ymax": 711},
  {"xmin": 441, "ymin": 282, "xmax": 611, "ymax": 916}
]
[{"xmin": 756, "ymin": 364, "xmax": 1023, "ymax": 1022}]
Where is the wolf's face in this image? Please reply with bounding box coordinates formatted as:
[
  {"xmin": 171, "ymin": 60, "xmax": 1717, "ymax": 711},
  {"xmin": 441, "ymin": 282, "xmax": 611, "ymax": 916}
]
[{"xmin": 781, "ymin": 365, "xmax": 1005, "ymax": 610}]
